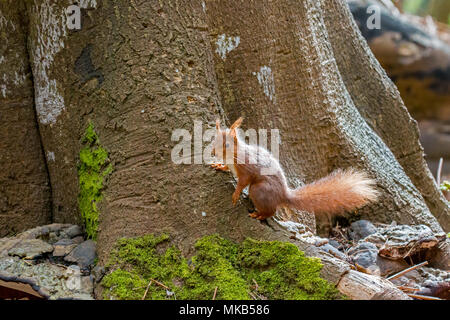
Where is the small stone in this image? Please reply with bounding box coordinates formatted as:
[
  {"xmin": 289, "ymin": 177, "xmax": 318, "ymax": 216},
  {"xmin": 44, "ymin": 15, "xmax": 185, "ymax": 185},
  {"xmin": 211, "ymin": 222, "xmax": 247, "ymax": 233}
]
[
  {"xmin": 328, "ymin": 239, "xmax": 341, "ymax": 249},
  {"xmin": 314, "ymin": 238, "xmax": 329, "ymax": 247},
  {"xmin": 92, "ymin": 265, "xmax": 106, "ymax": 283},
  {"xmin": 81, "ymin": 276, "xmax": 94, "ymax": 294},
  {"xmin": 348, "ymin": 220, "xmax": 377, "ymax": 241},
  {"xmin": 53, "ymin": 238, "xmax": 76, "ymax": 257},
  {"xmin": 53, "ymin": 240, "xmax": 78, "ymax": 257},
  {"xmin": 72, "ymin": 236, "xmax": 84, "ymax": 244},
  {"xmin": 8, "ymin": 239, "xmax": 53, "ymax": 259},
  {"xmin": 64, "ymin": 240, "xmax": 97, "ymax": 268},
  {"xmin": 318, "ymin": 243, "xmax": 347, "ymax": 261},
  {"xmin": 64, "ymin": 225, "xmax": 83, "ymax": 238},
  {"xmin": 48, "ymin": 232, "xmax": 59, "ymax": 244},
  {"xmin": 425, "ymin": 239, "xmax": 450, "ymax": 271},
  {"xmin": 348, "ymin": 242, "xmax": 408, "ymax": 276},
  {"xmin": 54, "ymin": 239, "xmax": 75, "ymax": 246}
]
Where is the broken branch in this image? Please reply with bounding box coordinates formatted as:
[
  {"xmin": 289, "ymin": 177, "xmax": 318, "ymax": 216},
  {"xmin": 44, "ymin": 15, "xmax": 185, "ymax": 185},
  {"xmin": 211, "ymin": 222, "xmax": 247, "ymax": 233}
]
[{"xmin": 387, "ymin": 261, "xmax": 428, "ymax": 281}]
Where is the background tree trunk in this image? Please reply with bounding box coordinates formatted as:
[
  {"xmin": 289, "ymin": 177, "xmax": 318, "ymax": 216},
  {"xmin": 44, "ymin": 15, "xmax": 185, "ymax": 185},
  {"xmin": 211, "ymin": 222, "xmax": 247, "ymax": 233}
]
[
  {"xmin": 348, "ymin": 0, "xmax": 450, "ymax": 122},
  {"xmin": 327, "ymin": 0, "xmax": 450, "ymax": 231},
  {"xmin": 0, "ymin": 1, "xmax": 52, "ymax": 236},
  {"xmin": 205, "ymin": 0, "xmax": 445, "ymax": 234}
]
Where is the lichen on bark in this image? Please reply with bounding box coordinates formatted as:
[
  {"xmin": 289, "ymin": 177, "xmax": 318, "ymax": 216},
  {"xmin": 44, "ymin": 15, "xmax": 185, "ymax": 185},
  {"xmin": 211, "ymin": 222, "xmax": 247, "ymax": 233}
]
[{"xmin": 101, "ymin": 234, "xmax": 342, "ymax": 300}]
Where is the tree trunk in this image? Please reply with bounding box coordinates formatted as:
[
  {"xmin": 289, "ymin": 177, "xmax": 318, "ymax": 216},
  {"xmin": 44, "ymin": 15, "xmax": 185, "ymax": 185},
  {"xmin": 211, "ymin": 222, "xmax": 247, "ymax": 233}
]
[
  {"xmin": 0, "ymin": 1, "xmax": 52, "ymax": 236},
  {"xmin": 328, "ymin": 0, "xmax": 450, "ymax": 231},
  {"xmin": 2, "ymin": 0, "xmax": 448, "ymax": 297},
  {"xmin": 205, "ymin": 0, "xmax": 445, "ymax": 233}
]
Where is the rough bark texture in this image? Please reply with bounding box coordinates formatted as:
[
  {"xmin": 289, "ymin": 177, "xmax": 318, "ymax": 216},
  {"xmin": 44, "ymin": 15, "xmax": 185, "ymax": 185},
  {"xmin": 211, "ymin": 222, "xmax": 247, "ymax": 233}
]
[
  {"xmin": 205, "ymin": 0, "xmax": 444, "ymax": 234},
  {"xmin": 24, "ymin": 0, "xmax": 305, "ymax": 263},
  {"xmin": 0, "ymin": 1, "xmax": 52, "ymax": 236},
  {"xmin": 326, "ymin": 0, "xmax": 450, "ymax": 232}
]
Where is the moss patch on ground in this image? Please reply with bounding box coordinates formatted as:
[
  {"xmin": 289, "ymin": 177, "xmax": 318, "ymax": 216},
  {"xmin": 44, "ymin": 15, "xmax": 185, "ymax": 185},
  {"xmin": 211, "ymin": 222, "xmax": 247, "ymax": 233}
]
[
  {"xmin": 101, "ymin": 234, "xmax": 342, "ymax": 300},
  {"xmin": 77, "ymin": 123, "xmax": 112, "ymax": 240}
]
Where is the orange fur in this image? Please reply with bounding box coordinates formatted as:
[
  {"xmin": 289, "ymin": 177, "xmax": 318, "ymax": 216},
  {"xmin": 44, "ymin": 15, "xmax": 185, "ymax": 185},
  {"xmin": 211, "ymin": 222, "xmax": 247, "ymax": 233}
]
[{"xmin": 288, "ymin": 169, "xmax": 379, "ymax": 215}]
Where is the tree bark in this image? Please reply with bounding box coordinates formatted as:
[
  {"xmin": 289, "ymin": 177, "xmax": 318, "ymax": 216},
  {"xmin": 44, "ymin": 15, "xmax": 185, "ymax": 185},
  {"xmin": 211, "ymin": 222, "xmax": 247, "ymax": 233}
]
[
  {"xmin": 0, "ymin": 1, "xmax": 52, "ymax": 236},
  {"xmin": 327, "ymin": 0, "xmax": 450, "ymax": 231},
  {"xmin": 205, "ymin": 0, "xmax": 444, "ymax": 234},
  {"xmin": 24, "ymin": 0, "xmax": 298, "ymax": 262}
]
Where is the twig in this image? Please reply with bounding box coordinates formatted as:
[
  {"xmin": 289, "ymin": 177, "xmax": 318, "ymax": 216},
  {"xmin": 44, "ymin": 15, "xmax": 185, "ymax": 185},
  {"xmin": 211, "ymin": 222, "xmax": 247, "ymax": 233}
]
[
  {"xmin": 22, "ymin": 259, "xmax": 33, "ymax": 266},
  {"xmin": 437, "ymin": 157, "xmax": 443, "ymax": 187},
  {"xmin": 387, "ymin": 261, "xmax": 428, "ymax": 281},
  {"xmin": 397, "ymin": 286, "xmax": 420, "ymax": 292},
  {"xmin": 212, "ymin": 287, "xmax": 218, "ymax": 300},
  {"xmin": 407, "ymin": 294, "xmax": 443, "ymax": 301},
  {"xmin": 142, "ymin": 280, "xmax": 153, "ymax": 300},
  {"xmin": 148, "ymin": 278, "xmax": 170, "ymax": 290},
  {"xmin": 248, "ymin": 291, "xmax": 258, "ymax": 300}
]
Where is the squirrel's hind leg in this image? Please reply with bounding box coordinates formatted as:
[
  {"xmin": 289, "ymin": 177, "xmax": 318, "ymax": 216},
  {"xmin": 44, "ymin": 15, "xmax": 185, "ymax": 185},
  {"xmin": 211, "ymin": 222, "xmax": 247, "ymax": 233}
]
[
  {"xmin": 248, "ymin": 183, "xmax": 277, "ymax": 220},
  {"xmin": 248, "ymin": 211, "xmax": 273, "ymax": 220}
]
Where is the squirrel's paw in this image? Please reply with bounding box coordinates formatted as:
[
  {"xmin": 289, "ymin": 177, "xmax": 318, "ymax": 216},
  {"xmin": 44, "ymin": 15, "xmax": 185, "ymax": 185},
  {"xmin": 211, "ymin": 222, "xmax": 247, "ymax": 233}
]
[
  {"xmin": 211, "ymin": 163, "xmax": 229, "ymax": 172},
  {"xmin": 248, "ymin": 212, "xmax": 259, "ymax": 219},
  {"xmin": 248, "ymin": 212, "xmax": 268, "ymax": 220}
]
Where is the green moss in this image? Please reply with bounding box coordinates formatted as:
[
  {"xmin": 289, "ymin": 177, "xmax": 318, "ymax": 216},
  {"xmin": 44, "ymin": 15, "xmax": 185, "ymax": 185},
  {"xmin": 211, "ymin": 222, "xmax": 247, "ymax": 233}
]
[
  {"xmin": 101, "ymin": 234, "xmax": 342, "ymax": 300},
  {"xmin": 441, "ymin": 180, "xmax": 450, "ymax": 192},
  {"xmin": 78, "ymin": 122, "xmax": 112, "ymax": 240},
  {"xmin": 238, "ymin": 239, "xmax": 339, "ymax": 300}
]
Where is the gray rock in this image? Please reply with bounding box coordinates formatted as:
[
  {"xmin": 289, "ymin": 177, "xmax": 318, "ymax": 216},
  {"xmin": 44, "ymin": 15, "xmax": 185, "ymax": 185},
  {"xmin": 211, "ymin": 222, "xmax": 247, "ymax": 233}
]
[
  {"xmin": 426, "ymin": 239, "xmax": 450, "ymax": 271},
  {"xmin": 53, "ymin": 242, "xmax": 77, "ymax": 257},
  {"xmin": 348, "ymin": 242, "xmax": 380, "ymax": 275},
  {"xmin": 64, "ymin": 225, "xmax": 83, "ymax": 238},
  {"xmin": 348, "ymin": 220, "xmax": 377, "ymax": 241},
  {"xmin": 92, "ymin": 265, "xmax": 106, "ymax": 283},
  {"xmin": 328, "ymin": 239, "xmax": 341, "ymax": 249},
  {"xmin": 64, "ymin": 240, "xmax": 96, "ymax": 268},
  {"xmin": 0, "ymin": 225, "xmax": 96, "ymax": 300},
  {"xmin": 8, "ymin": 239, "xmax": 53, "ymax": 259},
  {"xmin": 81, "ymin": 276, "xmax": 94, "ymax": 293},
  {"xmin": 0, "ymin": 258, "xmax": 90, "ymax": 299},
  {"xmin": 48, "ymin": 232, "xmax": 60, "ymax": 244},
  {"xmin": 0, "ymin": 239, "xmax": 21, "ymax": 258},
  {"xmin": 348, "ymin": 242, "xmax": 408, "ymax": 276},
  {"xmin": 318, "ymin": 243, "xmax": 347, "ymax": 261},
  {"xmin": 72, "ymin": 236, "xmax": 84, "ymax": 244},
  {"xmin": 54, "ymin": 239, "xmax": 74, "ymax": 246},
  {"xmin": 364, "ymin": 224, "xmax": 445, "ymax": 260},
  {"xmin": 17, "ymin": 224, "xmax": 71, "ymax": 240}
]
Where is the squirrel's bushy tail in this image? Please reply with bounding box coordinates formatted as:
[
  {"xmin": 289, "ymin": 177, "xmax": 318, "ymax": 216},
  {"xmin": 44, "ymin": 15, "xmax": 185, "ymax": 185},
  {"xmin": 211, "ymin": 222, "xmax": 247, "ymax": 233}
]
[{"xmin": 287, "ymin": 168, "xmax": 379, "ymax": 216}]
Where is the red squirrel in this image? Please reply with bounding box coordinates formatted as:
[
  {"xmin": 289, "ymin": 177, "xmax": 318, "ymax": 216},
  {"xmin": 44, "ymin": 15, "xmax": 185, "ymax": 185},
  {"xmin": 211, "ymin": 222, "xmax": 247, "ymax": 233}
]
[{"xmin": 211, "ymin": 117, "xmax": 379, "ymax": 220}]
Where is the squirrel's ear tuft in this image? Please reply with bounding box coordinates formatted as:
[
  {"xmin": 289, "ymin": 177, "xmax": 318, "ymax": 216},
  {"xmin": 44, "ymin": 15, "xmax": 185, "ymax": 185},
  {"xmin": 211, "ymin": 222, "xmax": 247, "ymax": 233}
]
[
  {"xmin": 230, "ymin": 117, "xmax": 243, "ymax": 130},
  {"xmin": 215, "ymin": 119, "xmax": 221, "ymax": 130}
]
